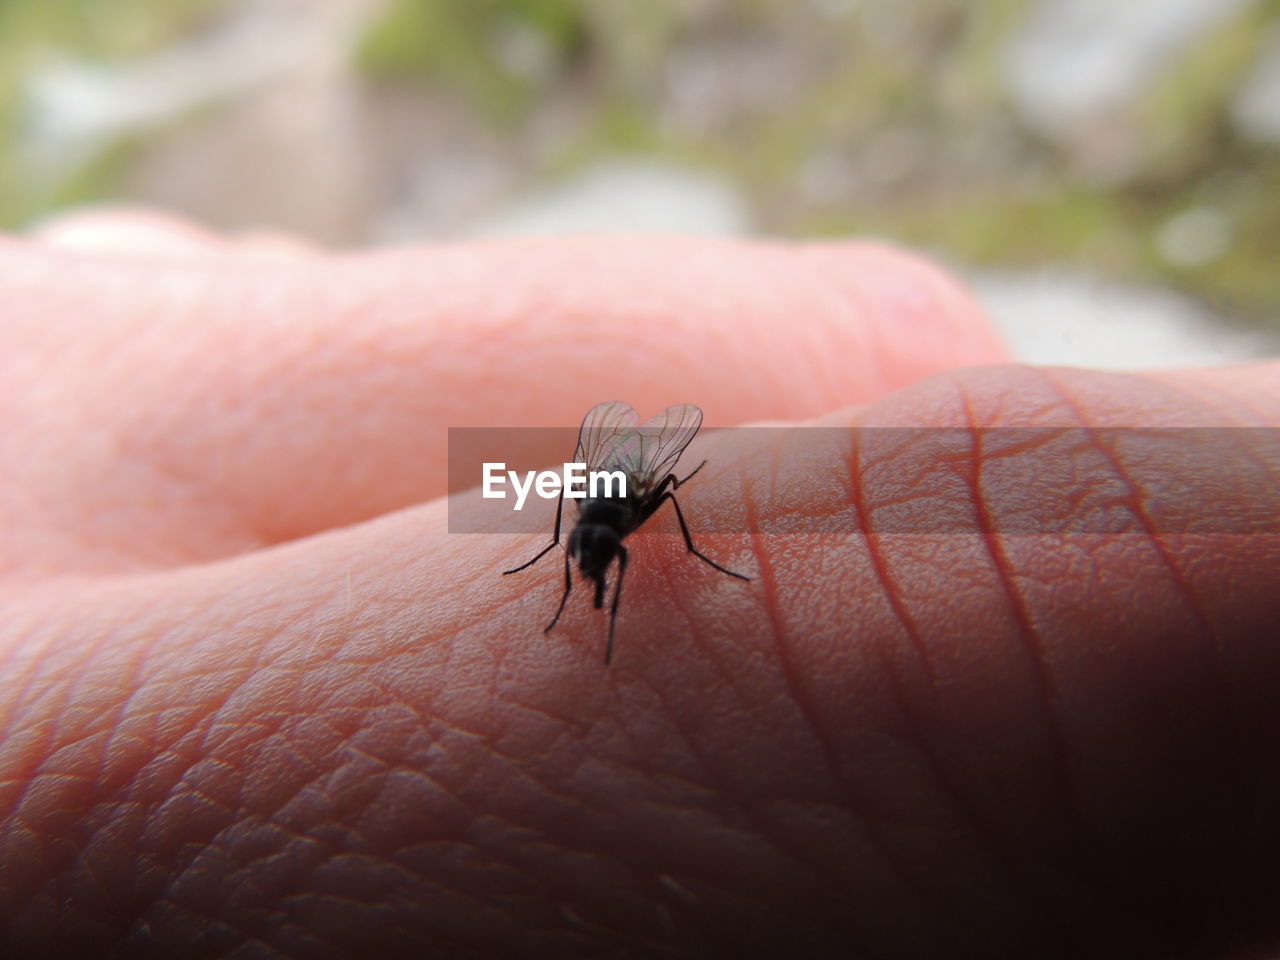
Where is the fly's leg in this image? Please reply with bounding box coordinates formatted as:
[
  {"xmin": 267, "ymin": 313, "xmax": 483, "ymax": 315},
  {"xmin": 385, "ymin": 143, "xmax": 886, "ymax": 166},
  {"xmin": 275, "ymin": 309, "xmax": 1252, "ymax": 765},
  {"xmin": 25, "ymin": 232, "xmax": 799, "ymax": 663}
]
[
  {"xmin": 504, "ymin": 488, "xmax": 565, "ymax": 574},
  {"xmin": 671, "ymin": 460, "xmax": 707, "ymax": 489},
  {"xmin": 545, "ymin": 549, "xmax": 573, "ymax": 634},
  {"xmin": 647, "ymin": 460, "xmax": 705, "ymax": 504},
  {"xmin": 656, "ymin": 492, "xmax": 751, "ymax": 581},
  {"xmin": 605, "ymin": 546, "xmax": 628, "ymax": 665}
]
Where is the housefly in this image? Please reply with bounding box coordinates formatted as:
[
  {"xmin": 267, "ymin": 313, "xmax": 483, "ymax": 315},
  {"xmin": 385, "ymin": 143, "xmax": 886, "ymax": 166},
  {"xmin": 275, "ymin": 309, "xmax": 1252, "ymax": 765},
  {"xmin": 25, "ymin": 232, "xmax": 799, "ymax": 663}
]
[{"xmin": 503, "ymin": 402, "xmax": 750, "ymax": 665}]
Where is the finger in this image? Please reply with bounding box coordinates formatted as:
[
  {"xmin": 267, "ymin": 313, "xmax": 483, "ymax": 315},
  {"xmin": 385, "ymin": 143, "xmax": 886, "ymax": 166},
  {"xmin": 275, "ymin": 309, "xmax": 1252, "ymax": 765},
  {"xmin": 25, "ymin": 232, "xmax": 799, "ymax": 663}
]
[
  {"xmin": 2, "ymin": 235, "xmax": 1002, "ymax": 574},
  {"xmin": 4, "ymin": 360, "xmax": 1278, "ymax": 957}
]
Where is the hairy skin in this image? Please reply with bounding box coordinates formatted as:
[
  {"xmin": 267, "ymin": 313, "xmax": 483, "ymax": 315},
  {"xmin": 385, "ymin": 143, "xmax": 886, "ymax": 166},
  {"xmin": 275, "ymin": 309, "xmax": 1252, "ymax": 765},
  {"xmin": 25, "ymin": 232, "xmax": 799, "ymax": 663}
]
[{"xmin": 1, "ymin": 215, "xmax": 1279, "ymax": 958}]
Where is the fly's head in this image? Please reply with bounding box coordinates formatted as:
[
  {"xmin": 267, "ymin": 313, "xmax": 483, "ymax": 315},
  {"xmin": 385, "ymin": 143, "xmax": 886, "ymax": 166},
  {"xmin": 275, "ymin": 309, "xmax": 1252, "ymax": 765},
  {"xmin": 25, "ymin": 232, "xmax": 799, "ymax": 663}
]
[{"xmin": 569, "ymin": 523, "xmax": 621, "ymax": 604}]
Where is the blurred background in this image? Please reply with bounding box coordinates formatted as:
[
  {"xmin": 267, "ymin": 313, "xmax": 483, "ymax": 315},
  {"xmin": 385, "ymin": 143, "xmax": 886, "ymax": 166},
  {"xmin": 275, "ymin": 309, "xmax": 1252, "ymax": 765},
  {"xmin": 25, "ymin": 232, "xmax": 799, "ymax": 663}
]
[{"xmin": 2, "ymin": 0, "xmax": 1277, "ymax": 367}]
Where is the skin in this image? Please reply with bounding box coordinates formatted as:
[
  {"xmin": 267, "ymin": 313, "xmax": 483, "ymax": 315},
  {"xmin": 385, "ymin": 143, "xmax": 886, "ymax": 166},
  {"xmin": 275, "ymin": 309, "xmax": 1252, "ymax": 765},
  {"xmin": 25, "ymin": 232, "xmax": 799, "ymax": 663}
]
[{"xmin": 1, "ymin": 210, "xmax": 1278, "ymax": 959}]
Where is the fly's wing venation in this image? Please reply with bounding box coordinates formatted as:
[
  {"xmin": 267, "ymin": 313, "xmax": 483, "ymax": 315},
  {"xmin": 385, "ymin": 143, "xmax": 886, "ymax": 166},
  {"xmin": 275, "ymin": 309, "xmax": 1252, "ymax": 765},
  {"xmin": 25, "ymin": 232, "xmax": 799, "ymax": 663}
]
[
  {"xmin": 574, "ymin": 402, "xmax": 640, "ymax": 473},
  {"xmin": 602, "ymin": 403, "xmax": 703, "ymax": 497}
]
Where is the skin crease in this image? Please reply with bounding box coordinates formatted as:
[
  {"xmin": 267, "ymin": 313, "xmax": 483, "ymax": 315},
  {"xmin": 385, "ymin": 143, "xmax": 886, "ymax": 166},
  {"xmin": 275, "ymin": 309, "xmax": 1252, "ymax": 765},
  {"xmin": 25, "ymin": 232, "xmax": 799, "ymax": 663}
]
[{"xmin": 1, "ymin": 213, "xmax": 1279, "ymax": 958}]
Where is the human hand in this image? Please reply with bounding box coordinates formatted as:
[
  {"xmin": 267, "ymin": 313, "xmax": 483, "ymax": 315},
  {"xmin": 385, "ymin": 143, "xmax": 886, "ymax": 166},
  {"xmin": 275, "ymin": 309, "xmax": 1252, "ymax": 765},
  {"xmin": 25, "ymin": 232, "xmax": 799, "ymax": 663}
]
[{"xmin": 3, "ymin": 210, "xmax": 1278, "ymax": 958}]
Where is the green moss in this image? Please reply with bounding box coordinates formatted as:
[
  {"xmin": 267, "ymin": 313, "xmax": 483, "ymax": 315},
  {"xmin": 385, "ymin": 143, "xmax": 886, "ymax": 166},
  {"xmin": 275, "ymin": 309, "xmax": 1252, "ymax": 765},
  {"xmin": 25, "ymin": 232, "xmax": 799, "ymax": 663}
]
[
  {"xmin": 0, "ymin": 0, "xmax": 224, "ymax": 227},
  {"xmin": 0, "ymin": 0, "xmax": 219, "ymax": 60},
  {"xmin": 873, "ymin": 187, "xmax": 1137, "ymax": 267},
  {"xmin": 47, "ymin": 134, "xmax": 145, "ymax": 211},
  {"xmin": 354, "ymin": 0, "xmax": 586, "ymax": 121},
  {"xmin": 1137, "ymin": 7, "xmax": 1271, "ymax": 183},
  {"xmin": 948, "ymin": 0, "xmax": 1033, "ymax": 108},
  {"xmin": 1138, "ymin": 155, "xmax": 1280, "ymax": 313}
]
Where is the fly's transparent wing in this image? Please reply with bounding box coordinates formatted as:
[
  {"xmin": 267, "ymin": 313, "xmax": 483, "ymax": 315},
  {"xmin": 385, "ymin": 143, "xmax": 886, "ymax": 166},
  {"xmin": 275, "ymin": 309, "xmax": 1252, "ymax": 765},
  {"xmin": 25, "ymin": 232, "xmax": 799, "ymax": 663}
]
[
  {"xmin": 602, "ymin": 403, "xmax": 703, "ymax": 497},
  {"xmin": 574, "ymin": 401, "xmax": 640, "ymax": 472}
]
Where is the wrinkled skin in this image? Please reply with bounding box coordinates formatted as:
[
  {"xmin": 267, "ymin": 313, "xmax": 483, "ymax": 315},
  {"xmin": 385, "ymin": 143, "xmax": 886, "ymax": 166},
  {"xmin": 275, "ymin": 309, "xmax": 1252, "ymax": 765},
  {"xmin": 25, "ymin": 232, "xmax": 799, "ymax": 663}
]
[{"xmin": 2, "ymin": 211, "xmax": 1279, "ymax": 959}]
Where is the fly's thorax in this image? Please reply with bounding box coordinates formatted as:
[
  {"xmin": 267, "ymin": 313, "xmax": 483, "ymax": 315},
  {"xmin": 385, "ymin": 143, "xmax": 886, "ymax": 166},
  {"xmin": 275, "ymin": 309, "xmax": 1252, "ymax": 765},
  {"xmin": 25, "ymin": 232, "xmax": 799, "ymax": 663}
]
[{"xmin": 576, "ymin": 496, "xmax": 636, "ymax": 532}]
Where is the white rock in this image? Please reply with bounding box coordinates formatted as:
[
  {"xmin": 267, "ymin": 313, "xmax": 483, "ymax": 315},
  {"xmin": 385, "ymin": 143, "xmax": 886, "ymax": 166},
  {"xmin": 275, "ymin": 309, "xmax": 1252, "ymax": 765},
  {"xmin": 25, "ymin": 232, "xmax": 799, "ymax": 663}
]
[
  {"xmin": 1232, "ymin": 27, "xmax": 1280, "ymax": 142},
  {"xmin": 469, "ymin": 159, "xmax": 751, "ymax": 236},
  {"xmin": 1155, "ymin": 206, "xmax": 1233, "ymax": 268},
  {"xmin": 970, "ymin": 269, "xmax": 1274, "ymax": 370},
  {"xmin": 1006, "ymin": 0, "xmax": 1257, "ymax": 140}
]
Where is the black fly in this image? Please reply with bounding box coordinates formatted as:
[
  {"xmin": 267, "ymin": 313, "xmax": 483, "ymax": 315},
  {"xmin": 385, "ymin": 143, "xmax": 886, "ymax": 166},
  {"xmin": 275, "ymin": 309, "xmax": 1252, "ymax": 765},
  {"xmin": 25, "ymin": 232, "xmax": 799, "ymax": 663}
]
[{"xmin": 503, "ymin": 402, "xmax": 750, "ymax": 665}]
